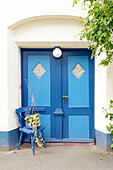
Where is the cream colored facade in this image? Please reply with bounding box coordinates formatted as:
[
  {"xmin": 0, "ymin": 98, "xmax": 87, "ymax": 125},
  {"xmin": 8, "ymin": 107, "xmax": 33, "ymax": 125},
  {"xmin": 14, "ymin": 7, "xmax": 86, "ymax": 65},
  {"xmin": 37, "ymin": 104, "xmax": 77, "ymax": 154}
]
[{"xmin": 0, "ymin": 0, "xmax": 113, "ymax": 149}]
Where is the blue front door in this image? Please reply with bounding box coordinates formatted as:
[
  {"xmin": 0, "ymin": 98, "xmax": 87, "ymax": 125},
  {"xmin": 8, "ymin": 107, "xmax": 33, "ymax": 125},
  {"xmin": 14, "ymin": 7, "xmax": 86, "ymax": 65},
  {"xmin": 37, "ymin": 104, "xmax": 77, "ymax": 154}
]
[{"xmin": 21, "ymin": 49, "xmax": 94, "ymax": 142}]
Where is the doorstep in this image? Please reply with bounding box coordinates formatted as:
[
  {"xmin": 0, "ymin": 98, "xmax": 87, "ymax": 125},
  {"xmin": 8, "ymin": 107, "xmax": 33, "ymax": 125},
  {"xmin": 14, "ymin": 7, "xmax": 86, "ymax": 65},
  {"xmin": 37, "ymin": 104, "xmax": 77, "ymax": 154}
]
[{"xmin": 46, "ymin": 143, "xmax": 94, "ymax": 146}]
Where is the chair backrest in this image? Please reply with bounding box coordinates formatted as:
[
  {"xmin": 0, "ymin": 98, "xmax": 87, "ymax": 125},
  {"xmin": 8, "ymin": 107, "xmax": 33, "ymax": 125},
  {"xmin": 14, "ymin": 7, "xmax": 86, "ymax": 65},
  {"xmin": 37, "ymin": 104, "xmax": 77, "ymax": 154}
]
[{"xmin": 15, "ymin": 106, "xmax": 31, "ymax": 128}]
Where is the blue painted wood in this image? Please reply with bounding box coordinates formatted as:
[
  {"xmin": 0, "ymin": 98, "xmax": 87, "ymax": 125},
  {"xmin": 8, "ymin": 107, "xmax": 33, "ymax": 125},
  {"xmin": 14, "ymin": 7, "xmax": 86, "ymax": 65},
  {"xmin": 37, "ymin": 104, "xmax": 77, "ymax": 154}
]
[
  {"xmin": 41, "ymin": 130, "xmax": 46, "ymax": 148},
  {"xmin": 21, "ymin": 49, "xmax": 64, "ymax": 139},
  {"xmin": 31, "ymin": 135, "xmax": 35, "ymax": 155},
  {"xmin": 54, "ymin": 108, "xmax": 64, "ymax": 116},
  {"xmin": 55, "ymin": 116, "xmax": 63, "ymax": 139},
  {"xmin": 15, "ymin": 107, "xmax": 35, "ymax": 154},
  {"xmin": 62, "ymin": 49, "xmax": 94, "ymax": 140},
  {"xmin": 54, "ymin": 57, "xmax": 62, "ymax": 108},
  {"xmin": 68, "ymin": 55, "xmax": 89, "ymax": 107},
  {"xmin": 69, "ymin": 116, "xmax": 89, "ymax": 138},
  {"xmin": 52, "ymin": 56, "xmax": 64, "ymax": 139},
  {"xmin": 21, "ymin": 48, "xmax": 94, "ymax": 142},
  {"xmin": 54, "ymin": 108, "xmax": 64, "ymax": 139},
  {"xmin": 51, "ymin": 54, "xmax": 58, "ymax": 138},
  {"xmin": 62, "ymin": 51, "xmax": 69, "ymax": 138},
  {"xmin": 15, "ymin": 107, "xmax": 28, "ymax": 128},
  {"xmin": 28, "ymin": 55, "xmax": 50, "ymax": 106},
  {"xmin": 89, "ymin": 57, "xmax": 95, "ymax": 140},
  {"xmin": 21, "ymin": 49, "xmax": 53, "ymax": 108},
  {"xmin": 34, "ymin": 107, "xmax": 46, "ymax": 112},
  {"xmin": 15, "ymin": 107, "xmax": 46, "ymax": 155},
  {"xmin": 18, "ymin": 132, "xmax": 23, "ymax": 150},
  {"xmin": 21, "ymin": 49, "xmax": 54, "ymax": 139},
  {"xmin": 21, "ymin": 51, "xmax": 28, "ymax": 107},
  {"xmin": 40, "ymin": 115, "xmax": 50, "ymax": 138}
]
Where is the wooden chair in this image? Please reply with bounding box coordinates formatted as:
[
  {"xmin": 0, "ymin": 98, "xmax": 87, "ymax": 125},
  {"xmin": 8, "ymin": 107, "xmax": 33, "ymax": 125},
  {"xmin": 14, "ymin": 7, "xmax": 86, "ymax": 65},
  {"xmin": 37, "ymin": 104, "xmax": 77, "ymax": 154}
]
[{"xmin": 15, "ymin": 106, "xmax": 46, "ymax": 155}]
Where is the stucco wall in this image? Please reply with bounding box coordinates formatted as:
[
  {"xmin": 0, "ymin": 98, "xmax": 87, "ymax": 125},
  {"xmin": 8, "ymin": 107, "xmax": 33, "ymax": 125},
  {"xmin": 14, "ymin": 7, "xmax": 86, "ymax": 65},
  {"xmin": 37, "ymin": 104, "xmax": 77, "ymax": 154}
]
[
  {"xmin": 0, "ymin": 26, "xmax": 9, "ymax": 131},
  {"xmin": 107, "ymin": 62, "xmax": 113, "ymax": 104},
  {"xmin": 0, "ymin": 0, "xmax": 112, "ymax": 136},
  {"xmin": 14, "ymin": 18, "xmax": 81, "ymax": 42},
  {"xmin": 0, "ymin": 0, "xmax": 87, "ymax": 28},
  {"xmin": 7, "ymin": 29, "xmax": 21, "ymax": 131},
  {"xmin": 95, "ymin": 53, "xmax": 108, "ymax": 133}
]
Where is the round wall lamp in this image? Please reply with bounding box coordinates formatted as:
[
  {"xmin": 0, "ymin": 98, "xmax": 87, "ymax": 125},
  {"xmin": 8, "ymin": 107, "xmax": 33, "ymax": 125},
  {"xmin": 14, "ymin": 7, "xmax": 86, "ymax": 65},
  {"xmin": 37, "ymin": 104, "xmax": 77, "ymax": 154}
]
[{"xmin": 53, "ymin": 47, "xmax": 62, "ymax": 58}]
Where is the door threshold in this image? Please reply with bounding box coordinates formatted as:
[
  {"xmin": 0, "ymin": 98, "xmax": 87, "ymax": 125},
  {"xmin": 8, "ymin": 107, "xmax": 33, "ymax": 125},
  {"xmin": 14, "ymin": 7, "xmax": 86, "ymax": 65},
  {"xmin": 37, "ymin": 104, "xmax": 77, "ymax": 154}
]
[
  {"xmin": 45, "ymin": 138, "xmax": 94, "ymax": 143},
  {"xmin": 46, "ymin": 143, "xmax": 94, "ymax": 146}
]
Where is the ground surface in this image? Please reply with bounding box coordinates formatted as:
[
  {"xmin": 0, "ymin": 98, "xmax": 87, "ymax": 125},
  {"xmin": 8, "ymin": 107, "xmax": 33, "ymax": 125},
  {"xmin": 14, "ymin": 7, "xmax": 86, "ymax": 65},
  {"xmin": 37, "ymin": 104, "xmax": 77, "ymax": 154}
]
[{"xmin": 0, "ymin": 144, "xmax": 113, "ymax": 170}]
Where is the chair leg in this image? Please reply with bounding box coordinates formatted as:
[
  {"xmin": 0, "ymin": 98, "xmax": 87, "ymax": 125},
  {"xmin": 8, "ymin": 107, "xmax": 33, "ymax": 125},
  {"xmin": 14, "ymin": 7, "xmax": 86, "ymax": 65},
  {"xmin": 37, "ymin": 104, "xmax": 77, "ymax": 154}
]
[
  {"xmin": 31, "ymin": 135, "xmax": 35, "ymax": 155},
  {"xmin": 41, "ymin": 130, "xmax": 46, "ymax": 148},
  {"xmin": 18, "ymin": 132, "xmax": 23, "ymax": 150}
]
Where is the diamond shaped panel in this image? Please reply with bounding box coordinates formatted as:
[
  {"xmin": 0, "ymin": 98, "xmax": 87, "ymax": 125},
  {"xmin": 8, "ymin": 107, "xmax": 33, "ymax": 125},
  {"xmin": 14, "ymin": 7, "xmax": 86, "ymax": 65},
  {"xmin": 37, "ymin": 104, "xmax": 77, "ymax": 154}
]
[
  {"xmin": 72, "ymin": 63, "xmax": 85, "ymax": 79},
  {"xmin": 32, "ymin": 62, "xmax": 46, "ymax": 79}
]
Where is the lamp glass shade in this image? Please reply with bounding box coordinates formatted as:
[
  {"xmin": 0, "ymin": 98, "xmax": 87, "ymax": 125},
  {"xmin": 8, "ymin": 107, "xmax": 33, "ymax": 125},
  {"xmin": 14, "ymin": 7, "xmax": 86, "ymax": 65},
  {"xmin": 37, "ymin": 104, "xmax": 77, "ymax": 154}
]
[{"xmin": 53, "ymin": 48, "xmax": 62, "ymax": 58}]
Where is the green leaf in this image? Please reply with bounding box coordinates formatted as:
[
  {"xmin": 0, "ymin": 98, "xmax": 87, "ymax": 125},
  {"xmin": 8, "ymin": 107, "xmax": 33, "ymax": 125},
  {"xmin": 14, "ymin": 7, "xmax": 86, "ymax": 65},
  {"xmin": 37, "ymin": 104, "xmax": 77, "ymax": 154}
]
[
  {"xmin": 111, "ymin": 131, "xmax": 113, "ymax": 136},
  {"xmin": 73, "ymin": 0, "xmax": 78, "ymax": 7},
  {"xmin": 111, "ymin": 144, "xmax": 113, "ymax": 149},
  {"xmin": 74, "ymin": 0, "xmax": 78, "ymax": 4}
]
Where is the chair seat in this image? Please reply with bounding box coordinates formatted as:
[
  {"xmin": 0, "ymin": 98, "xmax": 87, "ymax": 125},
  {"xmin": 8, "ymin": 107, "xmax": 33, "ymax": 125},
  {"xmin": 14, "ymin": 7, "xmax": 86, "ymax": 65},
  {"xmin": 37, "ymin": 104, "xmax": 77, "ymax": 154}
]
[
  {"xmin": 19, "ymin": 127, "xmax": 34, "ymax": 134},
  {"xmin": 19, "ymin": 126, "xmax": 45, "ymax": 134}
]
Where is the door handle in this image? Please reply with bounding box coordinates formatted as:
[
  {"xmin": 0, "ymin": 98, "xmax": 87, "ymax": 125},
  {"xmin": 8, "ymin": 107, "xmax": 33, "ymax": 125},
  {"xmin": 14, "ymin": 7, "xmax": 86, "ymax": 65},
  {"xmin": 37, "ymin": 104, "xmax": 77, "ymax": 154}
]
[{"xmin": 62, "ymin": 92, "xmax": 68, "ymax": 104}]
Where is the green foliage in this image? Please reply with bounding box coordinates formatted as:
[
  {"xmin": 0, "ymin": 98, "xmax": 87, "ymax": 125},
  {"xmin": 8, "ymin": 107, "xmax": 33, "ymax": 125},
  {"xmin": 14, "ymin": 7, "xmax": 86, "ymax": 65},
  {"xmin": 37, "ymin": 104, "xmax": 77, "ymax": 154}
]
[
  {"xmin": 111, "ymin": 144, "xmax": 113, "ymax": 149},
  {"xmin": 24, "ymin": 80, "xmax": 44, "ymax": 150},
  {"xmin": 111, "ymin": 139, "xmax": 113, "ymax": 148},
  {"xmin": 103, "ymin": 100, "xmax": 113, "ymax": 148},
  {"xmin": 73, "ymin": 0, "xmax": 113, "ymax": 66},
  {"xmin": 25, "ymin": 113, "xmax": 41, "ymax": 130},
  {"xmin": 25, "ymin": 112, "xmax": 44, "ymax": 149}
]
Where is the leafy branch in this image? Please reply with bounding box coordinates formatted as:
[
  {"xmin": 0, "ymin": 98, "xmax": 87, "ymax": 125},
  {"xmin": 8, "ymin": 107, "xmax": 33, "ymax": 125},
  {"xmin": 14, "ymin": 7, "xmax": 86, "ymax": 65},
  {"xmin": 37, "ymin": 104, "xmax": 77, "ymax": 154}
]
[
  {"xmin": 24, "ymin": 79, "xmax": 44, "ymax": 150},
  {"xmin": 73, "ymin": 0, "xmax": 113, "ymax": 66}
]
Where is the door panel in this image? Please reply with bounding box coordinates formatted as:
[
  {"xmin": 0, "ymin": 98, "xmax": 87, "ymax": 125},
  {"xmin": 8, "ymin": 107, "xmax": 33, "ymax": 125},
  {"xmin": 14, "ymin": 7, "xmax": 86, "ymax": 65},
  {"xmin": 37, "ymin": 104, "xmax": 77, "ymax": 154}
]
[
  {"xmin": 69, "ymin": 115, "xmax": 89, "ymax": 138},
  {"xmin": 40, "ymin": 115, "xmax": 51, "ymax": 138},
  {"xmin": 68, "ymin": 55, "xmax": 89, "ymax": 107},
  {"xmin": 28, "ymin": 55, "xmax": 50, "ymax": 106}
]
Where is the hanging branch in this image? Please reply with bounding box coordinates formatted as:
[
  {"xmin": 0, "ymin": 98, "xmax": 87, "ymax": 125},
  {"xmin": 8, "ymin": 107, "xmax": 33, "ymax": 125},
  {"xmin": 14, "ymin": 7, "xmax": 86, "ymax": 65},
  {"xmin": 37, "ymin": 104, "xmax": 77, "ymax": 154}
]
[{"xmin": 73, "ymin": 0, "xmax": 113, "ymax": 66}]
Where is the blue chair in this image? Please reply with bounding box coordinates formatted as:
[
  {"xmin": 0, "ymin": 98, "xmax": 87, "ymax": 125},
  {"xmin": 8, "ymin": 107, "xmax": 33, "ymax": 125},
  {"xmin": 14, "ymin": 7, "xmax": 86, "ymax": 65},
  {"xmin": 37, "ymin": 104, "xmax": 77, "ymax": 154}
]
[{"xmin": 15, "ymin": 106, "xmax": 46, "ymax": 155}]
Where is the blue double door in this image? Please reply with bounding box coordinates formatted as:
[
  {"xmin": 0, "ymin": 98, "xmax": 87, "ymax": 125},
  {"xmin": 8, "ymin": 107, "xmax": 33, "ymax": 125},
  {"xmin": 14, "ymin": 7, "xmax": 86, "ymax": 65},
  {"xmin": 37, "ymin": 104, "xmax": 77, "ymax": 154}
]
[{"xmin": 21, "ymin": 49, "xmax": 94, "ymax": 142}]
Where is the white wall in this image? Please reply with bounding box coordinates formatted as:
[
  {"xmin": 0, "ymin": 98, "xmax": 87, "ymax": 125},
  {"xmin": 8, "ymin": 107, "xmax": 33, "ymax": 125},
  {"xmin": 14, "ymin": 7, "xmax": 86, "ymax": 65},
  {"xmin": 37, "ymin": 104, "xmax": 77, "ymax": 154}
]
[
  {"xmin": 0, "ymin": 27, "xmax": 20, "ymax": 131},
  {"xmin": 95, "ymin": 52, "xmax": 113, "ymax": 133},
  {"xmin": 0, "ymin": 26, "xmax": 9, "ymax": 131},
  {"xmin": 95, "ymin": 52, "xmax": 108, "ymax": 133},
  {"xmin": 13, "ymin": 17, "xmax": 88, "ymax": 48},
  {"xmin": 1, "ymin": 0, "xmax": 87, "ymax": 28},
  {"xmin": 107, "ymin": 62, "xmax": 113, "ymax": 104},
  {"xmin": 7, "ymin": 29, "xmax": 21, "ymax": 130},
  {"xmin": 0, "ymin": 0, "xmax": 112, "ymax": 133}
]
